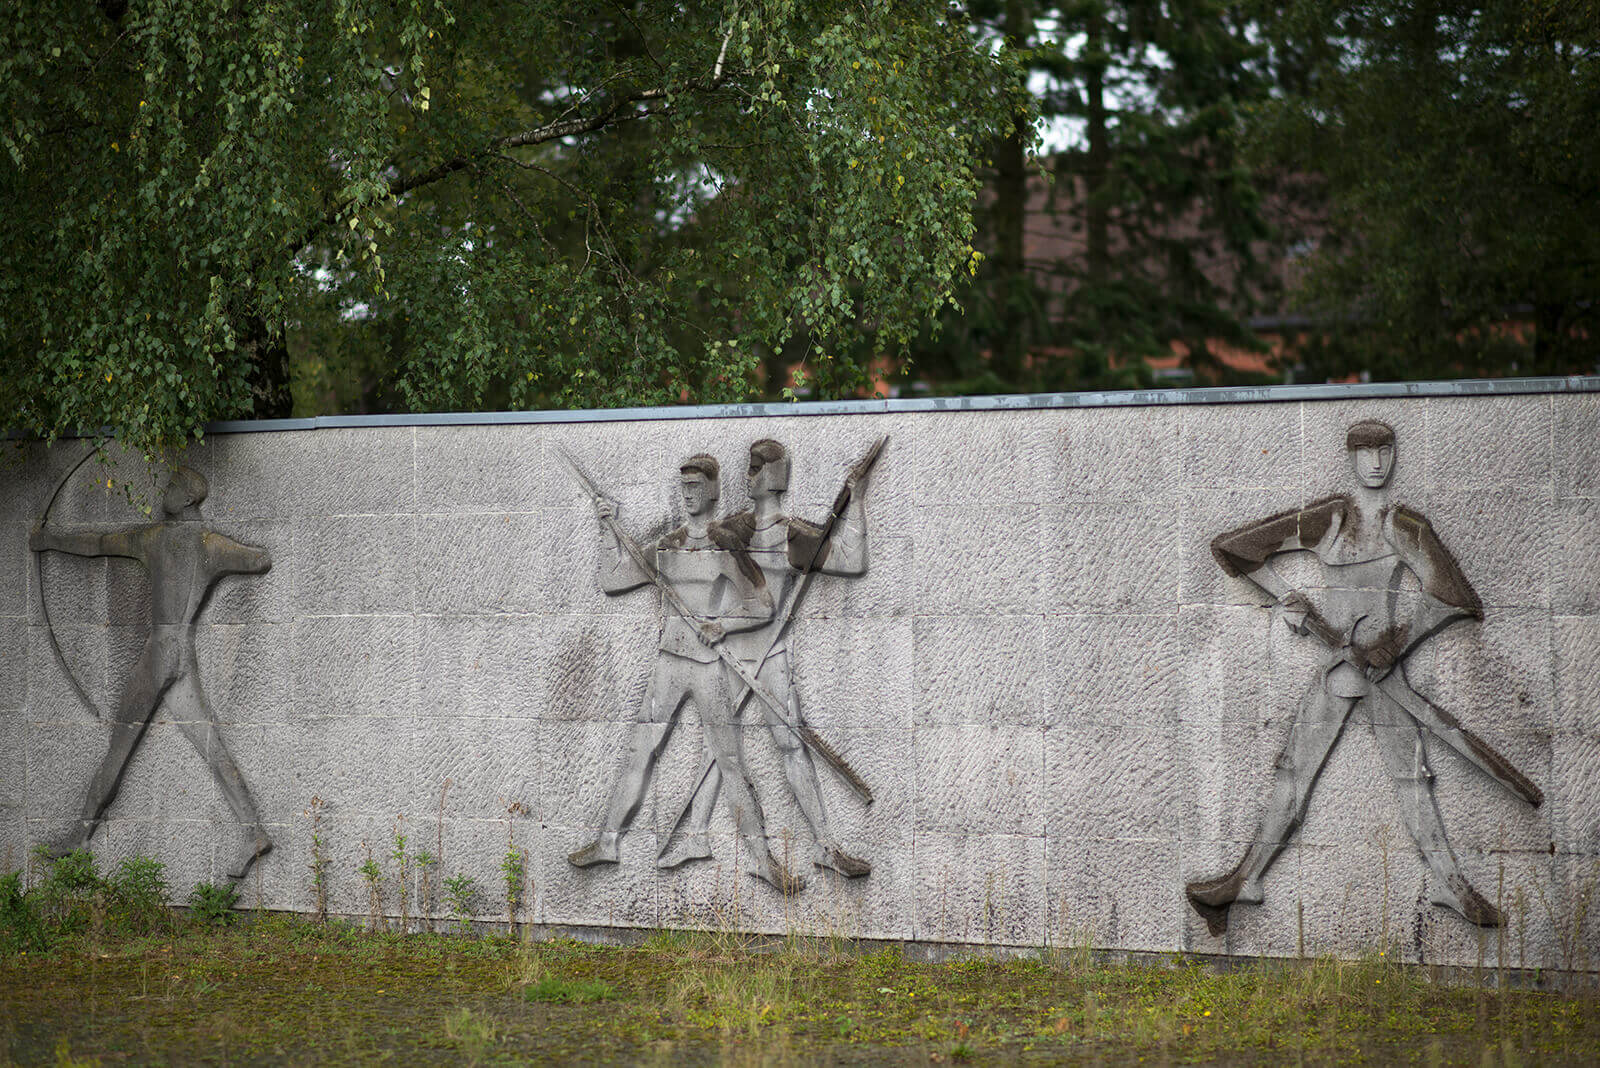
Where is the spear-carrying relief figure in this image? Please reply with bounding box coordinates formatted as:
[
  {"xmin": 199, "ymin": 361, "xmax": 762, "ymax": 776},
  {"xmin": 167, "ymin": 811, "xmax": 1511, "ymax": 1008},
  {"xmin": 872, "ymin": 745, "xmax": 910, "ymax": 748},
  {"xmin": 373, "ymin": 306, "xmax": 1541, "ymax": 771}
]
[
  {"xmin": 563, "ymin": 453, "xmax": 806, "ymax": 894},
  {"xmin": 658, "ymin": 438, "xmax": 880, "ymax": 878},
  {"xmin": 1185, "ymin": 420, "xmax": 1544, "ymax": 936},
  {"xmin": 29, "ymin": 460, "xmax": 275, "ymax": 880}
]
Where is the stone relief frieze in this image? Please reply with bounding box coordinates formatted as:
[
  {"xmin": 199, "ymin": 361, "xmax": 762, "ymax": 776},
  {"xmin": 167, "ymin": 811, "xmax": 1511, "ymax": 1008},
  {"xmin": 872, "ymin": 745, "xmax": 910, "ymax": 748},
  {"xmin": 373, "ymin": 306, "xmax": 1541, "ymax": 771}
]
[
  {"xmin": 29, "ymin": 459, "xmax": 275, "ymax": 881},
  {"xmin": 563, "ymin": 439, "xmax": 883, "ymax": 895},
  {"xmin": 1185, "ymin": 420, "xmax": 1544, "ymax": 935}
]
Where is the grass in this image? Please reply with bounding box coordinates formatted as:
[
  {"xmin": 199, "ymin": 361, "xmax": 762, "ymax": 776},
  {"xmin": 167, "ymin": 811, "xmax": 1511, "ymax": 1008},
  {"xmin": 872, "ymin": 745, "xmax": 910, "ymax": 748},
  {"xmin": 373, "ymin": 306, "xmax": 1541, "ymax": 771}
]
[{"xmin": 2, "ymin": 917, "xmax": 1598, "ymax": 1065}]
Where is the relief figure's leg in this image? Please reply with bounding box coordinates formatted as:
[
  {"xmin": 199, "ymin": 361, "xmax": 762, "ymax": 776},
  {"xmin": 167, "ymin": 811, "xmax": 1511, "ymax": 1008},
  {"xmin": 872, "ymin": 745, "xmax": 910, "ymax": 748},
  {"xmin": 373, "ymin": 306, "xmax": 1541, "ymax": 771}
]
[
  {"xmin": 759, "ymin": 652, "xmax": 869, "ymax": 877},
  {"xmin": 1186, "ymin": 670, "xmax": 1355, "ymax": 934},
  {"xmin": 1369, "ymin": 691, "xmax": 1500, "ymax": 926},
  {"xmin": 657, "ymin": 756, "xmax": 718, "ymax": 869},
  {"xmin": 165, "ymin": 664, "xmax": 272, "ymax": 880},
  {"xmin": 569, "ymin": 655, "xmax": 689, "ymax": 867},
  {"xmin": 696, "ymin": 662, "xmax": 803, "ymax": 895},
  {"xmin": 47, "ymin": 640, "xmax": 173, "ymax": 857}
]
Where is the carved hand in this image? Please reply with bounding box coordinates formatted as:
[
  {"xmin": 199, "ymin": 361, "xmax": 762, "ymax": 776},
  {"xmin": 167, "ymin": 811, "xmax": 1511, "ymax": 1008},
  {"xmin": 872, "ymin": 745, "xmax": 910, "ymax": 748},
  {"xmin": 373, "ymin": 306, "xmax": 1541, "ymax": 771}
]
[
  {"xmin": 696, "ymin": 619, "xmax": 726, "ymax": 646},
  {"xmin": 1279, "ymin": 591, "xmax": 1312, "ymax": 636},
  {"xmin": 595, "ymin": 498, "xmax": 618, "ymax": 523}
]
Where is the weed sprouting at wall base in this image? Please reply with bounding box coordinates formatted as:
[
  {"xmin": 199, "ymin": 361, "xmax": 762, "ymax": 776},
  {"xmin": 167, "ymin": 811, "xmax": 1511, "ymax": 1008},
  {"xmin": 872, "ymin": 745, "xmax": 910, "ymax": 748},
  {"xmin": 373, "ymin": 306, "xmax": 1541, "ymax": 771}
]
[
  {"xmin": 303, "ymin": 796, "xmax": 330, "ymax": 923},
  {"xmin": 187, "ymin": 881, "xmax": 239, "ymax": 927},
  {"xmin": 391, "ymin": 815, "xmax": 412, "ymax": 934},
  {"xmin": 359, "ymin": 841, "xmax": 384, "ymax": 932},
  {"xmin": 444, "ymin": 872, "xmax": 479, "ymax": 936}
]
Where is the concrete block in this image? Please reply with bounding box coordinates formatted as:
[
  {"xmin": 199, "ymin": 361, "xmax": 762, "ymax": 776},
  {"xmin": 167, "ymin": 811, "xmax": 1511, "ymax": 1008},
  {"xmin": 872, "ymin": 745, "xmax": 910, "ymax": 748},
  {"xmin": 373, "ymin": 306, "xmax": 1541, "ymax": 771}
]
[
  {"xmin": 1553, "ymin": 617, "xmax": 1600, "ymax": 734},
  {"xmin": 1044, "ymin": 502, "xmax": 1179, "ymax": 614},
  {"xmin": 1046, "ymin": 837, "xmax": 1182, "ymax": 952},
  {"xmin": 1421, "ymin": 487, "xmax": 1554, "ymax": 611},
  {"xmin": 415, "ymin": 513, "xmax": 543, "ymax": 615},
  {"xmin": 208, "ymin": 427, "xmax": 415, "ymax": 519},
  {"xmin": 0, "ymin": 520, "xmax": 28, "ymax": 619},
  {"xmin": 914, "ymin": 614, "xmax": 1046, "ymax": 726},
  {"xmin": 534, "ymin": 506, "xmax": 661, "ymax": 618},
  {"xmin": 1554, "ymin": 498, "xmax": 1600, "ymax": 614},
  {"xmin": 414, "ymin": 425, "xmax": 544, "ymax": 514},
  {"xmin": 914, "ymin": 724, "xmax": 1044, "ymax": 836},
  {"xmin": 537, "ymin": 719, "xmax": 659, "ymax": 832},
  {"xmin": 0, "ymin": 619, "xmax": 26, "ymax": 711},
  {"xmin": 1175, "ymin": 604, "xmax": 1270, "ymax": 726},
  {"xmin": 913, "ymin": 505, "xmax": 1041, "ymax": 615},
  {"xmin": 293, "ymin": 515, "xmax": 416, "ymax": 616},
  {"xmin": 1179, "ymin": 486, "xmax": 1304, "ymax": 607},
  {"xmin": 292, "ymin": 716, "xmax": 416, "ymax": 818},
  {"xmin": 537, "ymin": 614, "xmax": 658, "ymax": 722},
  {"xmin": 787, "ymin": 615, "xmax": 913, "ymax": 731},
  {"xmin": 1550, "ymin": 731, "xmax": 1600, "ymax": 854},
  {"xmin": 225, "ymin": 722, "xmax": 318, "ymax": 832},
  {"xmin": 413, "ymin": 717, "xmax": 540, "ymax": 823},
  {"xmin": 1179, "ymin": 402, "xmax": 1304, "ymax": 491},
  {"xmin": 0, "ymin": 714, "xmax": 24, "ymax": 809},
  {"xmin": 108, "ymin": 721, "xmax": 220, "ymax": 822},
  {"xmin": 24, "ymin": 717, "xmax": 111, "ymax": 828},
  {"xmin": 911, "ymin": 833, "xmax": 1046, "ymax": 946},
  {"xmin": 293, "ymin": 615, "xmax": 415, "ymax": 719},
  {"xmin": 1044, "ymin": 724, "xmax": 1186, "ymax": 842},
  {"xmin": 1427, "ymin": 395, "xmax": 1553, "ymax": 493},
  {"xmin": 192, "ymin": 623, "xmax": 293, "ymax": 727},
  {"xmin": 1051, "ymin": 405, "xmax": 1182, "ymax": 504},
  {"xmin": 912, "ymin": 411, "xmax": 1056, "ymax": 507},
  {"xmin": 1046, "ymin": 615, "xmax": 1180, "ymax": 729},
  {"xmin": 417, "ymin": 616, "xmax": 548, "ymax": 720},
  {"xmin": 1554, "ymin": 393, "xmax": 1600, "ymax": 498},
  {"xmin": 533, "ymin": 423, "xmax": 681, "ymax": 512},
  {"xmin": 532, "ymin": 821, "xmax": 659, "ymax": 929},
  {"xmin": 1294, "ymin": 842, "xmax": 1429, "ymax": 960},
  {"xmin": 1178, "ymin": 718, "xmax": 1285, "ymax": 844}
]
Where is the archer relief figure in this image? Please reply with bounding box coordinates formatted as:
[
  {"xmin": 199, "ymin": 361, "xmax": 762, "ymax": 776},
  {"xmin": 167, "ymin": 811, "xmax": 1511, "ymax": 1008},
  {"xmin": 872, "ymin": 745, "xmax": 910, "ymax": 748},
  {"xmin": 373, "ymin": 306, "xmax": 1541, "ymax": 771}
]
[
  {"xmin": 1185, "ymin": 420, "xmax": 1543, "ymax": 936},
  {"xmin": 563, "ymin": 453, "xmax": 808, "ymax": 895},
  {"xmin": 657, "ymin": 438, "xmax": 882, "ymax": 878},
  {"xmin": 30, "ymin": 465, "xmax": 275, "ymax": 880}
]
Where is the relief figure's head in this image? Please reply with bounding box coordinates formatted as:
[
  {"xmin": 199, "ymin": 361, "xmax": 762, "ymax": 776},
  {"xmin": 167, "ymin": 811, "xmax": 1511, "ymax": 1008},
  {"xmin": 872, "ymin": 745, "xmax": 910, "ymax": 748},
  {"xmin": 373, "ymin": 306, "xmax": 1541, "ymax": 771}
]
[
  {"xmin": 747, "ymin": 439, "xmax": 790, "ymax": 499},
  {"xmin": 1345, "ymin": 420, "xmax": 1396, "ymax": 489},
  {"xmin": 161, "ymin": 466, "xmax": 209, "ymax": 517},
  {"xmin": 678, "ymin": 454, "xmax": 720, "ymax": 517}
]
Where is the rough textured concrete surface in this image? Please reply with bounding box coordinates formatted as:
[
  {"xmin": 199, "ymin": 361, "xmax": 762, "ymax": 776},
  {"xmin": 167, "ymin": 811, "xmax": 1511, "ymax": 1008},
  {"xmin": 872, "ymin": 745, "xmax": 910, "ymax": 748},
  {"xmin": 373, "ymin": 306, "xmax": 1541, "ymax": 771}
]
[{"xmin": 3, "ymin": 388, "xmax": 1597, "ymax": 972}]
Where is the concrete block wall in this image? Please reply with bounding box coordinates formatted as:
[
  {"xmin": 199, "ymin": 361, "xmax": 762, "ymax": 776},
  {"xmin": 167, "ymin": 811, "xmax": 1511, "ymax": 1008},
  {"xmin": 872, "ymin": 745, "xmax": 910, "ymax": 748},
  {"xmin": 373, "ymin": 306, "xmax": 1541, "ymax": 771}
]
[{"xmin": 2, "ymin": 385, "xmax": 1597, "ymax": 971}]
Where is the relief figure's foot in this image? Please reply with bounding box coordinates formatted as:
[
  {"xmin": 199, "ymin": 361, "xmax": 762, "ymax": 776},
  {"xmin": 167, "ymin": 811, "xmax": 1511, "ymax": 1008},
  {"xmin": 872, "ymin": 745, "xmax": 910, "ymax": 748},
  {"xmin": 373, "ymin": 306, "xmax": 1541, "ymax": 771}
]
[
  {"xmin": 226, "ymin": 827, "xmax": 273, "ymax": 882},
  {"xmin": 1184, "ymin": 860, "xmax": 1257, "ymax": 937},
  {"xmin": 568, "ymin": 832, "xmax": 621, "ymax": 868},
  {"xmin": 816, "ymin": 844, "xmax": 871, "ymax": 878},
  {"xmin": 657, "ymin": 833, "xmax": 713, "ymax": 870},
  {"xmin": 746, "ymin": 853, "xmax": 806, "ymax": 897},
  {"xmin": 1433, "ymin": 874, "xmax": 1502, "ymax": 927}
]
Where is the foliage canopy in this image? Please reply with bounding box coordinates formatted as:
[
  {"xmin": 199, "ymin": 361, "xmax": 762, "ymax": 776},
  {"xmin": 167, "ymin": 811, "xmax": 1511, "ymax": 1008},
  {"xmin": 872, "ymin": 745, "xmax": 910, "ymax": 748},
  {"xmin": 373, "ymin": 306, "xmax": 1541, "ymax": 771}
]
[
  {"xmin": 1251, "ymin": 0, "xmax": 1600, "ymax": 378},
  {"xmin": 0, "ymin": 0, "xmax": 1024, "ymax": 456}
]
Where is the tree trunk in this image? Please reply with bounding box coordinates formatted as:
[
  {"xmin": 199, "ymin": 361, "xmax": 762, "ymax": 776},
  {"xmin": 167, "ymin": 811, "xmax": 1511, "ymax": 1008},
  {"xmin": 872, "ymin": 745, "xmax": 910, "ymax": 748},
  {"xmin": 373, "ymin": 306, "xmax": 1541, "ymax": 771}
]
[{"xmin": 990, "ymin": 0, "xmax": 1034, "ymax": 388}]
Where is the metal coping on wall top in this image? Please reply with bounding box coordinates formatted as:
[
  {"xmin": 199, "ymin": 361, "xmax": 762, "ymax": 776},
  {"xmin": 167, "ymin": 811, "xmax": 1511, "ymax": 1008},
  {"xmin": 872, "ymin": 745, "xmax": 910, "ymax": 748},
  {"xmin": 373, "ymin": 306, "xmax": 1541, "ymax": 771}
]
[{"xmin": 27, "ymin": 375, "xmax": 1600, "ymax": 439}]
